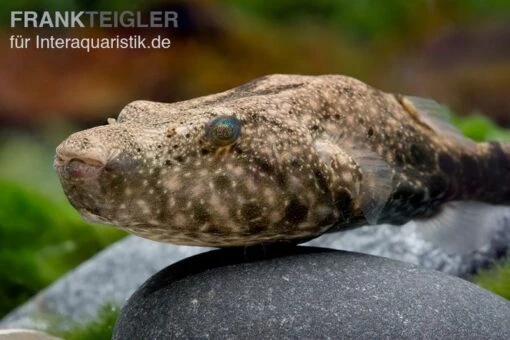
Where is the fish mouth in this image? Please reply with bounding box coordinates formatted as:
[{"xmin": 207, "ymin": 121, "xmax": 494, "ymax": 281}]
[
  {"xmin": 54, "ymin": 154, "xmax": 105, "ymax": 181},
  {"xmin": 54, "ymin": 141, "xmax": 121, "ymax": 182},
  {"xmin": 54, "ymin": 153, "xmax": 112, "ymax": 225}
]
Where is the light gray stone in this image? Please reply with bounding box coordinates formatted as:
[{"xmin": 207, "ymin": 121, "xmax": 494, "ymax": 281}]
[
  {"xmin": 0, "ymin": 329, "xmax": 61, "ymax": 340},
  {"xmin": 307, "ymin": 217, "xmax": 510, "ymax": 278},
  {"xmin": 0, "ymin": 237, "xmax": 208, "ymax": 330}
]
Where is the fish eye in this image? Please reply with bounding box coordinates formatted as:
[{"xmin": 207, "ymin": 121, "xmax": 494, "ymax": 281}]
[{"xmin": 206, "ymin": 116, "xmax": 241, "ymax": 146}]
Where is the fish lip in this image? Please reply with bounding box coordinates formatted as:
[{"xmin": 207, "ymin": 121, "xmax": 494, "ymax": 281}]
[
  {"xmin": 54, "ymin": 154, "xmax": 105, "ymax": 169},
  {"xmin": 54, "ymin": 144, "xmax": 121, "ymax": 173},
  {"xmin": 55, "ymin": 145, "xmax": 108, "ymax": 166},
  {"xmin": 69, "ymin": 157, "xmax": 105, "ymax": 168},
  {"xmin": 54, "ymin": 145, "xmax": 110, "ymax": 182},
  {"xmin": 53, "ymin": 154, "xmax": 66, "ymax": 170},
  {"xmin": 53, "ymin": 152, "xmax": 105, "ymax": 179}
]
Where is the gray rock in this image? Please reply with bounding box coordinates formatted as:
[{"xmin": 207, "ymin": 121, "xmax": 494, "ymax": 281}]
[
  {"xmin": 307, "ymin": 218, "xmax": 510, "ymax": 278},
  {"xmin": 2, "ymin": 216, "xmax": 509, "ymax": 330},
  {"xmin": 113, "ymin": 246, "xmax": 510, "ymax": 340}
]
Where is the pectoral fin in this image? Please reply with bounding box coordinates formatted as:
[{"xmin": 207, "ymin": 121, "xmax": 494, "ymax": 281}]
[
  {"xmin": 315, "ymin": 138, "xmax": 395, "ymax": 225},
  {"xmin": 352, "ymin": 148, "xmax": 394, "ymax": 224}
]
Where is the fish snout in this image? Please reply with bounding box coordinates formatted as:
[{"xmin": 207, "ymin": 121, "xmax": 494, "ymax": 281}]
[
  {"xmin": 54, "ymin": 137, "xmax": 110, "ymax": 182},
  {"xmin": 54, "ymin": 155, "xmax": 104, "ymax": 181}
]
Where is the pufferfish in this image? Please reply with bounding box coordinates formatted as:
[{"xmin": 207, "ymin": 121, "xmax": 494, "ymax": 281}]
[{"xmin": 54, "ymin": 74, "xmax": 510, "ymax": 252}]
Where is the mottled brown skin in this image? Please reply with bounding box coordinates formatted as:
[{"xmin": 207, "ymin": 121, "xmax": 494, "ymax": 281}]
[{"xmin": 54, "ymin": 74, "xmax": 510, "ymax": 246}]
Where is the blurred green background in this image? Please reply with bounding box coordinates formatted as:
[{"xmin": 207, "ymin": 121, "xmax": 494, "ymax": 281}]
[{"xmin": 1, "ymin": 0, "xmax": 510, "ymax": 329}]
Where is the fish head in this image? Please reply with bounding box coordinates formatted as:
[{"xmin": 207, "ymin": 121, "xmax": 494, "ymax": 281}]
[{"xmin": 54, "ymin": 100, "xmax": 337, "ymax": 246}]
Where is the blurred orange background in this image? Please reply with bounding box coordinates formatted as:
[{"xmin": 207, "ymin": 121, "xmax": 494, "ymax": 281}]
[{"xmin": 1, "ymin": 0, "xmax": 509, "ymax": 130}]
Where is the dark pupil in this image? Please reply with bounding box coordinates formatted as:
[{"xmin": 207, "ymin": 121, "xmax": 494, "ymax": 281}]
[{"xmin": 214, "ymin": 123, "xmax": 233, "ymax": 140}]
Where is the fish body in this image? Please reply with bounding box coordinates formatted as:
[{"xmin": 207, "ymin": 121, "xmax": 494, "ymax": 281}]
[{"xmin": 54, "ymin": 75, "xmax": 510, "ymax": 247}]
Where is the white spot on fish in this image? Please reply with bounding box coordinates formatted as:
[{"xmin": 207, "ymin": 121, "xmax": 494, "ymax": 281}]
[
  {"xmin": 341, "ymin": 171, "xmax": 353, "ymax": 183},
  {"xmin": 175, "ymin": 126, "xmax": 191, "ymax": 136},
  {"xmin": 166, "ymin": 177, "xmax": 182, "ymax": 191},
  {"xmin": 136, "ymin": 200, "xmax": 151, "ymax": 215},
  {"xmin": 173, "ymin": 213, "xmax": 187, "ymax": 227}
]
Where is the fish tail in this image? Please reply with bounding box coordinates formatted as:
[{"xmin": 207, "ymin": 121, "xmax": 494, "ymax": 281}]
[
  {"xmin": 418, "ymin": 141, "xmax": 510, "ymax": 255},
  {"xmin": 471, "ymin": 141, "xmax": 510, "ymax": 204}
]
